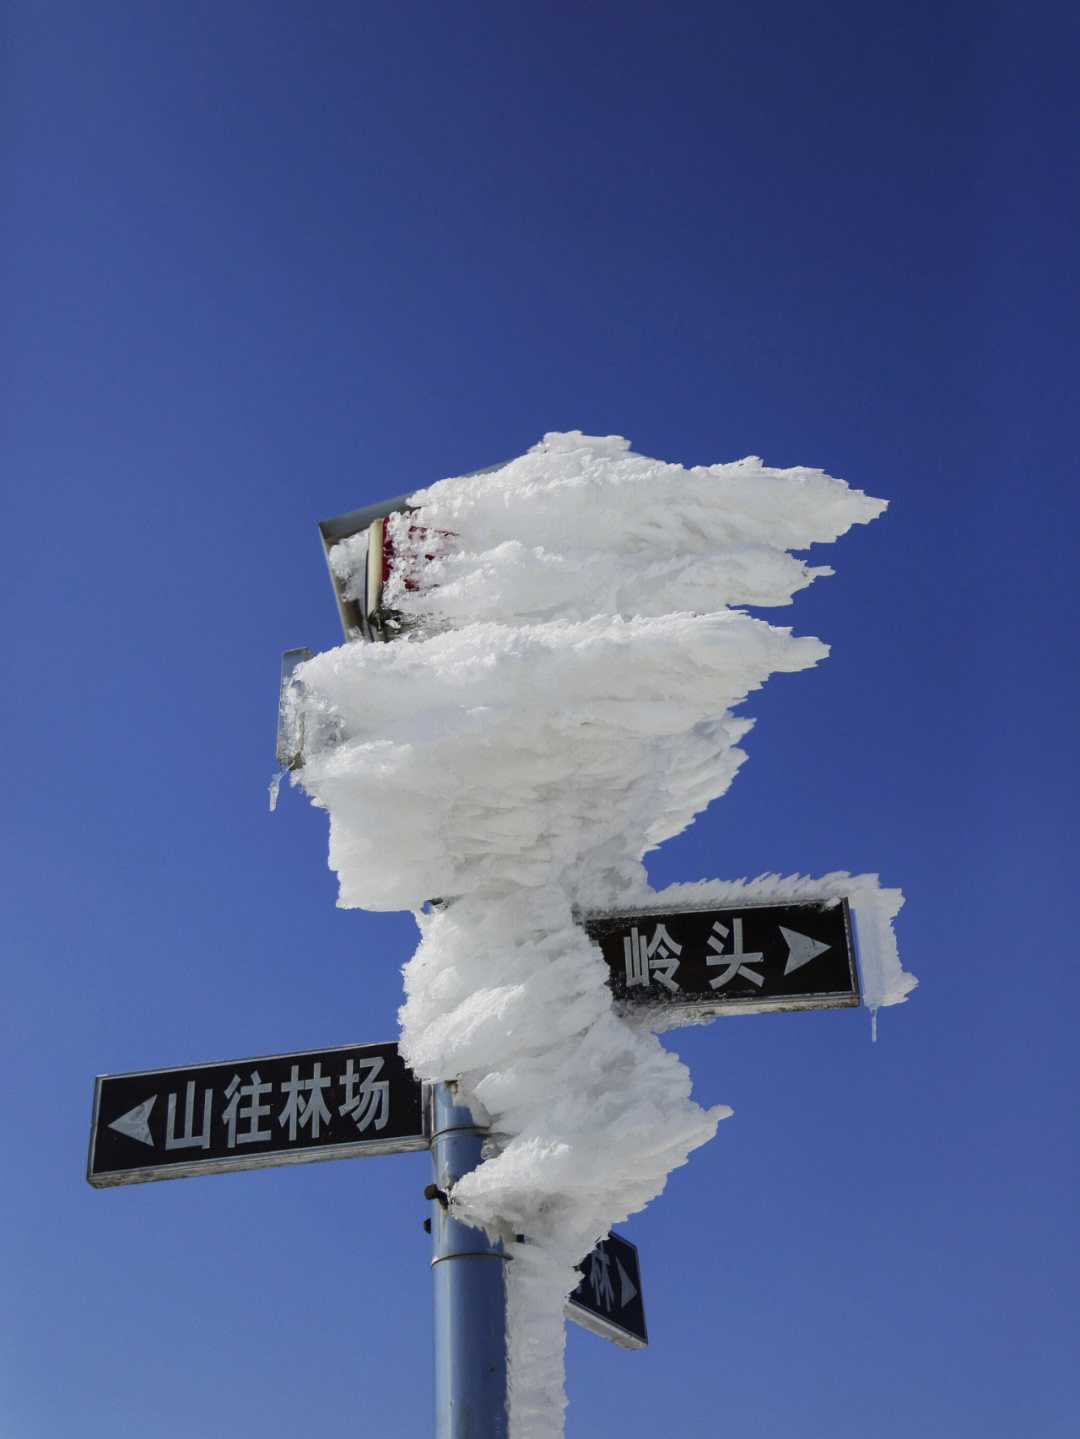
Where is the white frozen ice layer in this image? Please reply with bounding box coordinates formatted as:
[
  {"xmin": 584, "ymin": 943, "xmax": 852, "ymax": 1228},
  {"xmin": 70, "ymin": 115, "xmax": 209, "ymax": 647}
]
[
  {"xmin": 399, "ymin": 887, "xmax": 726, "ymax": 1439},
  {"xmin": 288, "ymin": 612, "xmax": 826, "ymax": 911},
  {"xmin": 327, "ymin": 431, "xmax": 886, "ymax": 631},
  {"xmin": 286, "ymin": 433, "xmax": 906, "ymax": 1438}
]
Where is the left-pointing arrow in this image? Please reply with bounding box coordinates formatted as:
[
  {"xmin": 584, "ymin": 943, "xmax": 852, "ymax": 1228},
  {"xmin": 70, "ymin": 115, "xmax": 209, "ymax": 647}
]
[{"xmin": 108, "ymin": 1096, "xmax": 156, "ymax": 1146}]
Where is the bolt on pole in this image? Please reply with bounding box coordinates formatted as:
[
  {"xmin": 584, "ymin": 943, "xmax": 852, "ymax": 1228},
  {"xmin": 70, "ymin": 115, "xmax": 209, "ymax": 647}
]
[{"xmin": 428, "ymin": 1083, "xmax": 509, "ymax": 1439}]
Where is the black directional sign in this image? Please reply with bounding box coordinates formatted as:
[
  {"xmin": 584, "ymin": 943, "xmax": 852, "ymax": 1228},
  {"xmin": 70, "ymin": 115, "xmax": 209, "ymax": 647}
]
[
  {"xmin": 88, "ymin": 1041, "xmax": 428, "ymax": 1187},
  {"xmin": 567, "ymin": 1232, "xmax": 647, "ymax": 1349},
  {"xmin": 582, "ymin": 899, "xmax": 859, "ymax": 1020}
]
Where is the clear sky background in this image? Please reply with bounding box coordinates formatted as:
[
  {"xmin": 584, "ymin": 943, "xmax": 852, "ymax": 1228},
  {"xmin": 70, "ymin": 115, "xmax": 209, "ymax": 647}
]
[{"xmin": 3, "ymin": 3, "xmax": 1077, "ymax": 1437}]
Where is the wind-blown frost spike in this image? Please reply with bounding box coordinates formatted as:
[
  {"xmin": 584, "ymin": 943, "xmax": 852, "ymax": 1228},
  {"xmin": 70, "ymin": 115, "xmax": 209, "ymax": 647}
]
[{"xmin": 359, "ymin": 435, "xmax": 890, "ymax": 616}]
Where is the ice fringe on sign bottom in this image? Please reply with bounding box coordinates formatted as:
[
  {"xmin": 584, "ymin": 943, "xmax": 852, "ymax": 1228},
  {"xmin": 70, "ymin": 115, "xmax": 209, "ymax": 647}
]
[{"xmin": 285, "ymin": 432, "xmax": 906, "ymax": 1438}]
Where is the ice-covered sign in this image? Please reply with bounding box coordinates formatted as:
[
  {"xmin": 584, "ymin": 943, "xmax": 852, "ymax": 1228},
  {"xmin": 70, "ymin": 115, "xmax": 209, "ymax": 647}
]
[
  {"xmin": 87, "ymin": 1042, "xmax": 427, "ymax": 1186},
  {"xmin": 282, "ymin": 433, "xmax": 909, "ymax": 1438},
  {"xmin": 582, "ymin": 899, "xmax": 858, "ymax": 1020},
  {"xmin": 566, "ymin": 1232, "xmax": 647, "ymax": 1350}
]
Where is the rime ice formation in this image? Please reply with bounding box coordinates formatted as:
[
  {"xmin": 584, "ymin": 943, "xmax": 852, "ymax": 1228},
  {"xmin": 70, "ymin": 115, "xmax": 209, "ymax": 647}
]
[{"xmin": 284, "ymin": 432, "xmax": 910, "ymax": 1437}]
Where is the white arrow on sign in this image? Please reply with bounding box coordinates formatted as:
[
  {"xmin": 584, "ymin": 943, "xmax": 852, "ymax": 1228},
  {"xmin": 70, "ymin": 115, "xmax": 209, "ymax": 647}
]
[
  {"xmin": 616, "ymin": 1258, "xmax": 637, "ymax": 1307},
  {"xmin": 780, "ymin": 928, "xmax": 831, "ymax": 976},
  {"xmin": 108, "ymin": 1096, "xmax": 156, "ymax": 1146}
]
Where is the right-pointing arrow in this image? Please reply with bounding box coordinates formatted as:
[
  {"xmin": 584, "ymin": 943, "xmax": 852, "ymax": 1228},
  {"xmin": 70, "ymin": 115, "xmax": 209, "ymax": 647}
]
[
  {"xmin": 616, "ymin": 1258, "xmax": 637, "ymax": 1308},
  {"xmin": 108, "ymin": 1096, "xmax": 156, "ymax": 1146},
  {"xmin": 780, "ymin": 928, "xmax": 831, "ymax": 976}
]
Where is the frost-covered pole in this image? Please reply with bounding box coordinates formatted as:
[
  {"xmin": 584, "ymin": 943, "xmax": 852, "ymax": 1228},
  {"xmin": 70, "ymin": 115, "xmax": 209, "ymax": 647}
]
[{"xmin": 429, "ymin": 1083, "xmax": 509, "ymax": 1439}]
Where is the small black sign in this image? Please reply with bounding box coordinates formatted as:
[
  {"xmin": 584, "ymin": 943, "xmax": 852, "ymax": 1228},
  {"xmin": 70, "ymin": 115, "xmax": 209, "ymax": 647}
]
[
  {"xmin": 582, "ymin": 899, "xmax": 858, "ymax": 1020},
  {"xmin": 567, "ymin": 1232, "xmax": 647, "ymax": 1349},
  {"xmin": 88, "ymin": 1041, "xmax": 427, "ymax": 1187}
]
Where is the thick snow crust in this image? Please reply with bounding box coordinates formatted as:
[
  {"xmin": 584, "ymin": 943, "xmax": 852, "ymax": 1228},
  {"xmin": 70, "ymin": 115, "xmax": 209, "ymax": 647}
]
[{"xmin": 285, "ymin": 432, "xmax": 908, "ymax": 1437}]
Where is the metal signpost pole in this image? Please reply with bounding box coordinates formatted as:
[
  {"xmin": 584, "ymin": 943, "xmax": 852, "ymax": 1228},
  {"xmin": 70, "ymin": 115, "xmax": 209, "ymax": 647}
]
[{"xmin": 428, "ymin": 1083, "xmax": 509, "ymax": 1439}]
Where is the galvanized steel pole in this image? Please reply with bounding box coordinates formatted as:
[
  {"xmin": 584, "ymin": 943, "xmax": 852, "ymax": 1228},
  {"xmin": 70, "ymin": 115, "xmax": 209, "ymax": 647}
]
[{"xmin": 429, "ymin": 1084, "xmax": 508, "ymax": 1439}]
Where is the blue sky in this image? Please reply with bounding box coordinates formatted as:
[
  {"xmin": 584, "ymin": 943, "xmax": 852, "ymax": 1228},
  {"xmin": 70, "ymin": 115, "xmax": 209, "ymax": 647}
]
[{"xmin": 3, "ymin": 3, "xmax": 1077, "ymax": 1436}]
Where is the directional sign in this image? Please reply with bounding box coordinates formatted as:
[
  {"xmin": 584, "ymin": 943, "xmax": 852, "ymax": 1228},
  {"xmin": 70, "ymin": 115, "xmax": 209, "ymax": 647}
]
[
  {"xmin": 88, "ymin": 1041, "xmax": 428, "ymax": 1187},
  {"xmin": 567, "ymin": 1232, "xmax": 647, "ymax": 1349},
  {"xmin": 582, "ymin": 899, "xmax": 859, "ymax": 1020}
]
